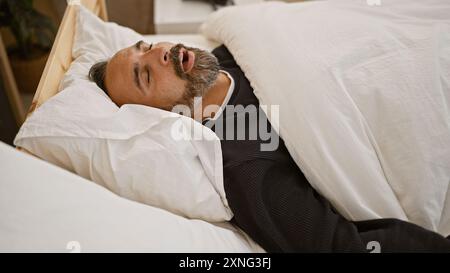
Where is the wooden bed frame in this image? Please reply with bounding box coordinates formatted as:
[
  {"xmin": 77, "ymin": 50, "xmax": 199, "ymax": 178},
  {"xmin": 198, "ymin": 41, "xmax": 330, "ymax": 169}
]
[
  {"xmin": 27, "ymin": 0, "xmax": 108, "ymax": 117},
  {"xmin": 16, "ymin": 0, "xmax": 107, "ymax": 155}
]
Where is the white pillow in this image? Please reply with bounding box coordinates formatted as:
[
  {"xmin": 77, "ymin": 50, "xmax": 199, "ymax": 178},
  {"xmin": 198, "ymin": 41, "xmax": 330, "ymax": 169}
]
[{"xmin": 14, "ymin": 5, "xmax": 232, "ymax": 222}]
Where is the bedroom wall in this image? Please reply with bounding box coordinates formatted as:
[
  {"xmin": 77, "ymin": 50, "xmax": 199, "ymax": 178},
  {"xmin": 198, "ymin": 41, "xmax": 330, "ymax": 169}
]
[
  {"xmin": 107, "ymin": 0, "xmax": 155, "ymax": 34},
  {"xmin": 49, "ymin": 0, "xmax": 155, "ymax": 34}
]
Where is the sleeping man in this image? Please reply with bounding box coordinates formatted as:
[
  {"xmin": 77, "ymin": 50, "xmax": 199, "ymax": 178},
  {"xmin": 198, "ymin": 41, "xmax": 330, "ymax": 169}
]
[{"xmin": 89, "ymin": 41, "xmax": 450, "ymax": 253}]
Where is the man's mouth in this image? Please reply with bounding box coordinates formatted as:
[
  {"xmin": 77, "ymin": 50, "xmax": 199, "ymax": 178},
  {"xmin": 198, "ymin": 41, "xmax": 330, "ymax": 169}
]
[{"xmin": 178, "ymin": 48, "xmax": 195, "ymax": 73}]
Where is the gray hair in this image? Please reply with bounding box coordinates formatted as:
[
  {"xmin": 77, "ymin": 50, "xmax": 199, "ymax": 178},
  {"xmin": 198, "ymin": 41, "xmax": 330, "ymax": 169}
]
[{"xmin": 88, "ymin": 61, "xmax": 109, "ymax": 95}]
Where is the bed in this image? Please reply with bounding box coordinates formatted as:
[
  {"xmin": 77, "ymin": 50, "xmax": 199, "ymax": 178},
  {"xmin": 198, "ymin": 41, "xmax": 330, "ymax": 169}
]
[
  {"xmin": 6, "ymin": 0, "xmax": 450, "ymax": 252},
  {"xmin": 2, "ymin": 0, "xmax": 263, "ymax": 253}
]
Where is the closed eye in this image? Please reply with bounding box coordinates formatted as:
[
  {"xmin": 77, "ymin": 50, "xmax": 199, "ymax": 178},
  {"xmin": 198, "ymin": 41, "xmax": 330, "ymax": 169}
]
[
  {"xmin": 135, "ymin": 41, "xmax": 153, "ymax": 52},
  {"xmin": 145, "ymin": 65, "xmax": 151, "ymax": 85}
]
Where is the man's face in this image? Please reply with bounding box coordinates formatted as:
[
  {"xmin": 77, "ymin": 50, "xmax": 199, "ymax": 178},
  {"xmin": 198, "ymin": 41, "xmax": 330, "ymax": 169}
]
[{"xmin": 105, "ymin": 41, "xmax": 220, "ymax": 111}]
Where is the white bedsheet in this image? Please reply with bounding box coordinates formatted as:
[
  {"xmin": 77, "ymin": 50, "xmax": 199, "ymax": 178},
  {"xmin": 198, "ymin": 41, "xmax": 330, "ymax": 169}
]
[
  {"xmin": 202, "ymin": 0, "xmax": 450, "ymax": 235},
  {"xmin": 0, "ymin": 142, "xmax": 264, "ymax": 253}
]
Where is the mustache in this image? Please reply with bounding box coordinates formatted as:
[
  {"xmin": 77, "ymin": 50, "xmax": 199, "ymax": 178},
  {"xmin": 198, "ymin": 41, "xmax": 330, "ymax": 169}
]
[
  {"xmin": 170, "ymin": 44, "xmax": 193, "ymax": 80},
  {"xmin": 170, "ymin": 44, "xmax": 191, "ymax": 79},
  {"xmin": 169, "ymin": 44, "xmax": 220, "ymax": 80}
]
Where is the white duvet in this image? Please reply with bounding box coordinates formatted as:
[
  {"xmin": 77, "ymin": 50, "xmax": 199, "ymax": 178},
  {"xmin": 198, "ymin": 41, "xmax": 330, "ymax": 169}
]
[{"xmin": 202, "ymin": 0, "xmax": 450, "ymax": 236}]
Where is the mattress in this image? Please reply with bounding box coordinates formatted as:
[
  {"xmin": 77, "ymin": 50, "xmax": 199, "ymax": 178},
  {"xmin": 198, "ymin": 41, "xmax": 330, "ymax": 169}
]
[{"xmin": 0, "ymin": 142, "xmax": 264, "ymax": 253}]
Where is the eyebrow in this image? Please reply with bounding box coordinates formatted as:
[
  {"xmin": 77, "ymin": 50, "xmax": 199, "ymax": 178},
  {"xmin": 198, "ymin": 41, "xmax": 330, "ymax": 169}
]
[
  {"xmin": 135, "ymin": 40, "xmax": 144, "ymax": 50},
  {"xmin": 133, "ymin": 63, "xmax": 143, "ymax": 92}
]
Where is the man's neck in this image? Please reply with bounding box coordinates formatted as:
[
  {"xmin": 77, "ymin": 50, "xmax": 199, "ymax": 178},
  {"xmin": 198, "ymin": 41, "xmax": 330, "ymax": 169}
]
[{"xmin": 193, "ymin": 71, "xmax": 231, "ymax": 121}]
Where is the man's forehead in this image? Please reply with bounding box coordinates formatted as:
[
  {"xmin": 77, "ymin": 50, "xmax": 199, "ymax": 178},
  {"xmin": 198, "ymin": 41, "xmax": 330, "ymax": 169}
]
[
  {"xmin": 109, "ymin": 46, "xmax": 134, "ymax": 74},
  {"xmin": 114, "ymin": 46, "xmax": 132, "ymax": 61},
  {"xmin": 105, "ymin": 49, "xmax": 131, "ymax": 88}
]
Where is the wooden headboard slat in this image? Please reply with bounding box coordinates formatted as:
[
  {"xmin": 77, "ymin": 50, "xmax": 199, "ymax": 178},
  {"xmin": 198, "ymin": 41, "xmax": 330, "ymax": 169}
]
[{"xmin": 27, "ymin": 0, "xmax": 107, "ymax": 117}]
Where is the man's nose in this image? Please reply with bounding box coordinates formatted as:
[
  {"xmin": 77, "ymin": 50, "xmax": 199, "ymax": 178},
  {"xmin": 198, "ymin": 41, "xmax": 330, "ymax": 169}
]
[{"xmin": 143, "ymin": 46, "xmax": 170, "ymax": 66}]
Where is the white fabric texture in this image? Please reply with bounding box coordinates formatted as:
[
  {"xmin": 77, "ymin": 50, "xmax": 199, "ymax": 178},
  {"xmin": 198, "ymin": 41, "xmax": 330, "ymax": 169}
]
[
  {"xmin": 202, "ymin": 0, "xmax": 450, "ymax": 235},
  {"xmin": 15, "ymin": 5, "xmax": 233, "ymax": 222},
  {"xmin": 0, "ymin": 142, "xmax": 264, "ymax": 253}
]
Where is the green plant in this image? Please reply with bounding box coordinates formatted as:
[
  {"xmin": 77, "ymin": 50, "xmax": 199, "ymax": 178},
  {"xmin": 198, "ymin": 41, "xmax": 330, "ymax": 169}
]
[{"xmin": 0, "ymin": 0, "xmax": 56, "ymax": 59}]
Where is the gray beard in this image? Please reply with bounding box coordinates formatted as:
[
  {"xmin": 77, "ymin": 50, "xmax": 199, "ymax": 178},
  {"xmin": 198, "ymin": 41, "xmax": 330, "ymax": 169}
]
[{"xmin": 169, "ymin": 44, "xmax": 220, "ymax": 112}]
